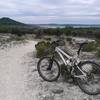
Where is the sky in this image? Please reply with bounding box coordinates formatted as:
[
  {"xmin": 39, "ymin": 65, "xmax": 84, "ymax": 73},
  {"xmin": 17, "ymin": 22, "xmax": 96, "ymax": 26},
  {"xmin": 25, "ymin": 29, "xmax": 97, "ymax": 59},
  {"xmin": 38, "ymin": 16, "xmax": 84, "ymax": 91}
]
[{"xmin": 0, "ymin": 0, "xmax": 100, "ymax": 24}]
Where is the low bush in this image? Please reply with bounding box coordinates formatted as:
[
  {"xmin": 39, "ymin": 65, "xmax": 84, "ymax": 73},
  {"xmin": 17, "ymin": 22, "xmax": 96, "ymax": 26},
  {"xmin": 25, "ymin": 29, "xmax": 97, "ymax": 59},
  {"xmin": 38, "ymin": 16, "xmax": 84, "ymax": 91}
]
[
  {"xmin": 35, "ymin": 41, "xmax": 51, "ymax": 58},
  {"xmin": 96, "ymin": 50, "xmax": 100, "ymax": 58},
  {"xmin": 0, "ymin": 35, "xmax": 25, "ymax": 44},
  {"xmin": 95, "ymin": 39, "xmax": 100, "ymax": 47},
  {"xmin": 82, "ymin": 42, "xmax": 96, "ymax": 52},
  {"xmin": 11, "ymin": 35, "xmax": 25, "ymax": 41}
]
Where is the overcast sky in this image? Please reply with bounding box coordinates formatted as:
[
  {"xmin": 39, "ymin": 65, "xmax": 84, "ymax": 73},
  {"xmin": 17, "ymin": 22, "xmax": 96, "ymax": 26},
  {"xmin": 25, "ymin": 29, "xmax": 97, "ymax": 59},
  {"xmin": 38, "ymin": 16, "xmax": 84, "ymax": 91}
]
[{"xmin": 0, "ymin": 0, "xmax": 100, "ymax": 24}]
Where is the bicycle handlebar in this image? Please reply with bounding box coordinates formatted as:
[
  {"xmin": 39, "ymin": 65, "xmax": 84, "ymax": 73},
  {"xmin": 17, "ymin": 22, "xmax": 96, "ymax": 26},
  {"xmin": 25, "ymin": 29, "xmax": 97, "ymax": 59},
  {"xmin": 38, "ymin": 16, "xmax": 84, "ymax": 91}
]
[
  {"xmin": 51, "ymin": 40, "xmax": 65, "ymax": 48},
  {"xmin": 44, "ymin": 40, "xmax": 61, "ymax": 53}
]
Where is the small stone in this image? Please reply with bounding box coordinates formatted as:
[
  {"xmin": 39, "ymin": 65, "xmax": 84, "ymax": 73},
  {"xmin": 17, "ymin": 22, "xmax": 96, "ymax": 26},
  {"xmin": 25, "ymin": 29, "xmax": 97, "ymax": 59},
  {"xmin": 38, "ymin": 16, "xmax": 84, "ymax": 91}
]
[
  {"xmin": 37, "ymin": 92, "xmax": 54, "ymax": 100},
  {"xmin": 83, "ymin": 97, "xmax": 92, "ymax": 100},
  {"xmin": 50, "ymin": 85, "xmax": 64, "ymax": 94},
  {"xmin": 32, "ymin": 68, "xmax": 37, "ymax": 72},
  {"xmin": 67, "ymin": 78, "xmax": 73, "ymax": 83},
  {"xmin": 42, "ymin": 94, "xmax": 54, "ymax": 100}
]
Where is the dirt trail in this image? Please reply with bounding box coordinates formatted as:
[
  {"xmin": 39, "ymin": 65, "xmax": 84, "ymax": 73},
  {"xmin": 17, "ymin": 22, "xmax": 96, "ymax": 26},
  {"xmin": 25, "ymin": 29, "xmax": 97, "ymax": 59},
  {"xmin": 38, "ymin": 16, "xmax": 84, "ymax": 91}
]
[{"xmin": 0, "ymin": 41, "xmax": 37, "ymax": 100}]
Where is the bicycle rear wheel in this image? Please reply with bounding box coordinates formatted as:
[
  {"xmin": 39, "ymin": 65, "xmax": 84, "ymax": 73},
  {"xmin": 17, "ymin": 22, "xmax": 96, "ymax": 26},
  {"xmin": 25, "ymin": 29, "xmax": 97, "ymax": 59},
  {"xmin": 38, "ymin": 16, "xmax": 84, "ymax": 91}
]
[
  {"xmin": 37, "ymin": 57, "xmax": 60, "ymax": 82},
  {"xmin": 77, "ymin": 61, "xmax": 100, "ymax": 95}
]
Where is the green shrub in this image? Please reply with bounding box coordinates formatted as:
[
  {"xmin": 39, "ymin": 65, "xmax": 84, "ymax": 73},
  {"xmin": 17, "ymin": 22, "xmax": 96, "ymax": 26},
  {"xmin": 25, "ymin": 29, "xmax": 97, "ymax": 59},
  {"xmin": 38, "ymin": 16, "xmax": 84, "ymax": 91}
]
[
  {"xmin": 82, "ymin": 42, "xmax": 96, "ymax": 52},
  {"xmin": 95, "ymin": 39, "xmax": 100, "ymax": 47},
  {"xmin": 12, "ymin": 36, "xmax": 25, "ymax": 41},
  {"xmin": 0, "ymin": 35, "xmax": 25, "ymax": 44},
  {"xmin": 35, "ymin": 41, "xmax": 51, "ymax": 58},
  {"xmin": 96, "ymin": 50, "xmax": 100, "ymax": 58}
]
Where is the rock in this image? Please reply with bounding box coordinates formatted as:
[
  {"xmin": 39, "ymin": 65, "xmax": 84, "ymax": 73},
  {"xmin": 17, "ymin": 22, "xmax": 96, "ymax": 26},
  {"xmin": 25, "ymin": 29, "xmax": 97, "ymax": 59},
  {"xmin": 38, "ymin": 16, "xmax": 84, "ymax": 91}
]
[
  {"xmin": 37, "ymin": 92, "xmax": 54, "ymax": 100},
  {"xmin": 67, "ymin": 78, "xmax": 74, "ymax": 83},
  {"xmin": 41, "ymin": 94, "xmax": 54, "ymax": 100},
  {"xmin": 83, "ymin": 97, "xmax": 92, "ymax": 100},
  {"xmin": 32, "ymin": 68, "xmax": 37, "ymax": 72},
  {"xmin": 50, "ymin": 85, "xmax": 64, "ymax": 94}
]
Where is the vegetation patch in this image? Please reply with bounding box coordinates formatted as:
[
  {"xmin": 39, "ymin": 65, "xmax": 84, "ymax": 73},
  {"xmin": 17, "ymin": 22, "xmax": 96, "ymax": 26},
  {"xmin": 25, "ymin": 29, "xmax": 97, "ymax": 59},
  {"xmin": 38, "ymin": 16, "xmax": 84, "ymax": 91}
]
[
  {"xmin": 0, "ymin": 34, "xmax": 26, "ymax": 49},
  {"xmin": 95, "ymin": 39, "xmax": 100, "ymax": 47},
  {"xmin": 82, "ymin": 42, "xmax": 96, "ymax": 52},
  {"xmin": 35, "ymin": 41, "xmax": 51, "ymax": 58},
  {"xmin": 96, "ymin": 50, "xmax": 100, "ymax": 58}
]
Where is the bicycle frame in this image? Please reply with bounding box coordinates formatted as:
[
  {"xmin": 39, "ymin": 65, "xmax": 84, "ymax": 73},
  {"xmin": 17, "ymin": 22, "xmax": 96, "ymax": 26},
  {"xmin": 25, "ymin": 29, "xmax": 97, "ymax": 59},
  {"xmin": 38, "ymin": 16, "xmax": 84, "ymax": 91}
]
[
  {"xmin": 55, "ymin": 47, "xmax": 87, "ymax": 78},
  {"xmin": 55, "ymin": 47, "xmax": 75, "ymax": 65}
]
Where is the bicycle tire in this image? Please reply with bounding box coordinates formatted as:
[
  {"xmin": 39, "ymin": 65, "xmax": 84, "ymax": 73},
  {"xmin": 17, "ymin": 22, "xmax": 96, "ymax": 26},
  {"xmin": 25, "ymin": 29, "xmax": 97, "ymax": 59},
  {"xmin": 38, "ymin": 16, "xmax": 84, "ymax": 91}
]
[
  {"xmin": 37, "ymin": 57, "xmax": 60, "ymax": 82},
  {"xmin": 76, "ymin": 61, "xmax": 100, "ymax": 95}
]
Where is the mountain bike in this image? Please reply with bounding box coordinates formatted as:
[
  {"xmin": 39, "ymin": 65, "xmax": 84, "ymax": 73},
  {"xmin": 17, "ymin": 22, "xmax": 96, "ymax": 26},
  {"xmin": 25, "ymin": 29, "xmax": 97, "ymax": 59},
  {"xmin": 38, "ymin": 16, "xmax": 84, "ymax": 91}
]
[{"xmin": 37, "ymin": 40, "xmax": 100, "ymax": 95}]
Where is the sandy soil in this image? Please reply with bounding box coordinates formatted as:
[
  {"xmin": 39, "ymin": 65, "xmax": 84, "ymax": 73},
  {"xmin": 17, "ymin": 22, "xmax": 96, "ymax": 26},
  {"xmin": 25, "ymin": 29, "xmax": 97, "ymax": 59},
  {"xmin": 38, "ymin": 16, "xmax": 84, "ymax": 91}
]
[
  {"xmin": 0, "ymin": 40, "xmax": 99, "ymax": 100},
  {"xmin": 0, "ymin": 41, "xmax": 37, "ymax": 100}
]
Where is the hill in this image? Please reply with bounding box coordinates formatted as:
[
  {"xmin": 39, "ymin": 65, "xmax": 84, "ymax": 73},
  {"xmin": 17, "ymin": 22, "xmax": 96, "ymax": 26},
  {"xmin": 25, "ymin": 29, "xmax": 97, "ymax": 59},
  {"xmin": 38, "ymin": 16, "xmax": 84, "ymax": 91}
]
[
  {"xmin": 0, "ymin": 17, "xmax": 26, "ymax": 26},
  {"xmin": 0, "ymin": 17, "xmax": 39, "ymax": 34}
]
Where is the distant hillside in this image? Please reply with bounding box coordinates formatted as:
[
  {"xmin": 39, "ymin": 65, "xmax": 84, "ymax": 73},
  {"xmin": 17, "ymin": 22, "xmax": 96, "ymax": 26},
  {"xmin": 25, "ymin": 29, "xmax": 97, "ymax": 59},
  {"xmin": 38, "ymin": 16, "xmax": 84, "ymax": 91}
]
[
  {"xmin": 0, "ymin": 17, "xmax": 26, "ymax": 26},
  {"xmin": 0, "ymin": 17, "xmax": 39, "ymax": 34}
]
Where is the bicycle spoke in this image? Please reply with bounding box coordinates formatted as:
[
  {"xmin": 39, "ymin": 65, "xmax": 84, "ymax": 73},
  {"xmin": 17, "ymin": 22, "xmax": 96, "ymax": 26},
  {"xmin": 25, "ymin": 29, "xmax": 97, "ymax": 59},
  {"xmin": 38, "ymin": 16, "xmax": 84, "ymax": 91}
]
[
  {"xmin": 77, "ymin": 61, "xmax": 100, "ymax": 95},
  {"xmin": 38, "ymin": 57, "xmax": 60, "ymax": 81}
]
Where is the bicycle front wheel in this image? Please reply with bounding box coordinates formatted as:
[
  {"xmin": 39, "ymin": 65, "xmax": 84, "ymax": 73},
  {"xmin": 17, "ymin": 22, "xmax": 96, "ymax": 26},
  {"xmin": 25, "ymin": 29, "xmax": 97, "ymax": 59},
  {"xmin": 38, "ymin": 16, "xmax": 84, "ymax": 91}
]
[
  {"xmin": 77, "ymin": 61, "xmax": 100, "ymax": 95},
  {"xmin": 37, "ymin": 57, "xmax": 60, "ymax": 82}
]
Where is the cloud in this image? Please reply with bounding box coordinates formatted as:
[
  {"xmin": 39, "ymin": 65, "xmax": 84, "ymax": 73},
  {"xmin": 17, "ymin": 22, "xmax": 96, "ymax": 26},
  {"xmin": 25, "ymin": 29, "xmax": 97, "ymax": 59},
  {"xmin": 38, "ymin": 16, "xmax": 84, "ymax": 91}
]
[{"xmin": 0, "ymin": 0, "xmax": 100, "ymax": 24}]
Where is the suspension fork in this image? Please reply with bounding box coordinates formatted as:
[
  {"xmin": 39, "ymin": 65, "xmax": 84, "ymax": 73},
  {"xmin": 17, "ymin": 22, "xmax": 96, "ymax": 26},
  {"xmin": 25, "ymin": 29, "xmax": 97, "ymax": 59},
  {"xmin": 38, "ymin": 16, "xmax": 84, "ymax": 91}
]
[{"xmin": 47, "ymin": 56, "xmax": 54, "ymax": 70}]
